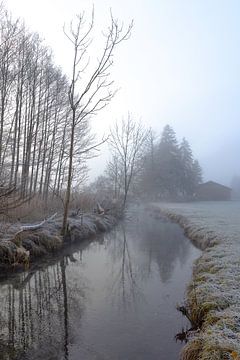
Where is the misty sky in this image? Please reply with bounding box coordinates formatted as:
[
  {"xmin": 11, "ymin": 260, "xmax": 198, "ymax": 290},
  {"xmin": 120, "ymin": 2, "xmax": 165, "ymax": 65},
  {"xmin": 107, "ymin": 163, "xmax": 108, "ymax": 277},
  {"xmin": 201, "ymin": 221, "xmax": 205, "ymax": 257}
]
[{"xmin": 5, "ymin": 0, "xmax": 240, "ymax": 186}]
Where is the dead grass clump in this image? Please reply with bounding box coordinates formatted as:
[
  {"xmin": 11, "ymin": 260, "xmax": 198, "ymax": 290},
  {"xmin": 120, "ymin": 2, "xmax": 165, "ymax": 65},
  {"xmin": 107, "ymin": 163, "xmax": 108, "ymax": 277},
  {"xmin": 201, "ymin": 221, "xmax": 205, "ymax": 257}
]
[
  {"xmin": 186, "ymin": 287, "xmax": 228, "ymax": 330},
  {"xmin": 12, "ymin": 228, "xmax": 63, "ymax": 252},
  {"xmin": 180, "ymin": 331, "xmax": 233, "ymax": 360},
  {"xmin": 12, "ymin": 231, "xmax": 39, "ymax": 246},
  {"xmin": 21, "ymin": 238, "xmax": 47, "ymax": 257},
  {"xmin": 33, "ymin": 232, "xmax": 62, "ymax": 251},
  {"xmin": 10, "ymin": 228, "xmax": 62, "ymax": 260},
  {"xmin": 204, "ymin": 312, "xmax": 220, "ymax": 326},
  {"xmin": 68, "ymin": 220, "xmax": 97, "ymax": 241},
  {"xmin": 200, "ymin": 339, "xmax": 236, "ymax": 360},
  {"xmin": 14, "ymin": 246, "xmax": 30, "ymax": 268},
  {"xmin": 181, "ymin": 338, "xmax": 203, "ymax": 360},
  {"xmin": 83, "ymin": 224, "xmax": 96, "ymax": 237},
  {"xmin": 69, "ymin": 228, "xmax": 83, "ymax": 242},
  {"xmin": 0, "ymin": 241, "xmax": 18, "ymax": 264}
]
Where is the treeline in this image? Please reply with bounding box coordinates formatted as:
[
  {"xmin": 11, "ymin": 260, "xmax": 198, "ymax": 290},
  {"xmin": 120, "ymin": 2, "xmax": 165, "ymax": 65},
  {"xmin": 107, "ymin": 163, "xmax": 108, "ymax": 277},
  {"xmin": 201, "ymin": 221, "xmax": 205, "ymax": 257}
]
[
  {"xmin": 141, "ymin": 124, "xmax": 202, "ymax": 200},
  {"xmin": 92, "ymin": 121, "xmax": 202, "ymax": 203},
  {"xmin": 0, "ymin": 8, "xmax": 90, "ymax": 202}
]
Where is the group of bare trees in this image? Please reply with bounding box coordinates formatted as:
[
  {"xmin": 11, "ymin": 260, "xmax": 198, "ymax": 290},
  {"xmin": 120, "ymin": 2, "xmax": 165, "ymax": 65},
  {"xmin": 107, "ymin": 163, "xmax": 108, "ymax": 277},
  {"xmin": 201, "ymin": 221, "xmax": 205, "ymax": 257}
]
[
  {"xmin": 0, "ymin": 10, "xmax": 84, "ymax": 202},
  {"xmin": 0, "ymin": 5, "xmax": 132, "ymax": 227}
]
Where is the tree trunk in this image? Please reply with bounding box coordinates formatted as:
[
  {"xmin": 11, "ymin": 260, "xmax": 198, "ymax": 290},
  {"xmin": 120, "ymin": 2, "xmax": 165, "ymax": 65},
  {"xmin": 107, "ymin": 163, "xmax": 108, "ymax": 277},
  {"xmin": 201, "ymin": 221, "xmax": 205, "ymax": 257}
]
[{"xmin": 62, "ymin": 113, "xmax": 75, "ymax": 237}]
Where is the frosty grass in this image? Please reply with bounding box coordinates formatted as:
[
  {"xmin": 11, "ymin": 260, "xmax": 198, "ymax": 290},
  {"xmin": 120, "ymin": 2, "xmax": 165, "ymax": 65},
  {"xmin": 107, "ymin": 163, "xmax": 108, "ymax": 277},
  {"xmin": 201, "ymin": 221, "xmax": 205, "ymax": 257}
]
[{"xmin": 153, "ymin": 201, "xmax": 240, "ymax": 359}]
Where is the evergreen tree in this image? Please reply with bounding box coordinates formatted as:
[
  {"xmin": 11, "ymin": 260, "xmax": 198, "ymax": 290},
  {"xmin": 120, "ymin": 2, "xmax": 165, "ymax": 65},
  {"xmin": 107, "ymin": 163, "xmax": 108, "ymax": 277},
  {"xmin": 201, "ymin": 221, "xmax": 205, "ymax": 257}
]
[
  {"xmin": 192, "ymin": 159, "xmax": 203, "ymax": 189},
  {"xmin": 179, "ymin": 138, "xmax": 194, "ymax": 197},
  {"xmin": 157, "ymin": 125, "xmax": 182, "ymax": 198},
  {"xmin": 138, "ymin": 124, "xmax": 203, "ymax": 201}
]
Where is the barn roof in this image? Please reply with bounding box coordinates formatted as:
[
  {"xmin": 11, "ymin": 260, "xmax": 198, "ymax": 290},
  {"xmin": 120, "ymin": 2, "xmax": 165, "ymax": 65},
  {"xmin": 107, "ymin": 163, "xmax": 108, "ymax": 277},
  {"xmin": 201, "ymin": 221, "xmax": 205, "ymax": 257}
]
[{"xmin": 198, "ymin": 181, "xmax": 232, "ymax": 191}]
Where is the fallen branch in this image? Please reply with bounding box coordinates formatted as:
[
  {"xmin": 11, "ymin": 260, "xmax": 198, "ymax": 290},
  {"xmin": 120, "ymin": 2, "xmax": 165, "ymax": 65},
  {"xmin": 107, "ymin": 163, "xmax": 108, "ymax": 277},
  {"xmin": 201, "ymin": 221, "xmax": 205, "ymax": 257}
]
[
  {"xmin": 11, "ymin": 213, "xmax": 59, "ymax": 247},
  {"xmin": 19, "ymin": 213, "xmax": 58, "ymax": 231}
]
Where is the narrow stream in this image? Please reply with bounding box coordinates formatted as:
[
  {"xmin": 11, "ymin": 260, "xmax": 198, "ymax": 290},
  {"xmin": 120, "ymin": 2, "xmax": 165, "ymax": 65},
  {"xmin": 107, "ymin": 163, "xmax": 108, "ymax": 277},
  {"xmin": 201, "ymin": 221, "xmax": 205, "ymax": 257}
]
[{"xmin": 0, "ymin": 207, "xmax": 201, "ymax": 360}]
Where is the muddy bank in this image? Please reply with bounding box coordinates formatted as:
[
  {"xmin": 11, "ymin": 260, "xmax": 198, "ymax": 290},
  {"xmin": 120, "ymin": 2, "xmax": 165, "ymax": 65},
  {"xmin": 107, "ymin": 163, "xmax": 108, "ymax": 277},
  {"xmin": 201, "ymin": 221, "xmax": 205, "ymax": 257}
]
[
  {"xmin": 0, "ymin": 213, "xmax": 117, "ymax": 273},
  {"xmin": 150, "ymin": 203, "xmax": 240, "ymax": 360}
]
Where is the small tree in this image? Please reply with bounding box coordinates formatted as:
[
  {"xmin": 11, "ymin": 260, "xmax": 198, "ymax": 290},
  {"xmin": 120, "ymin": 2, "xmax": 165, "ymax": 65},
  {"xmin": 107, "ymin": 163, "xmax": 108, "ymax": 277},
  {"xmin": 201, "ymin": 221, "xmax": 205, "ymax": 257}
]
[
  {"xmin": 109, "ymin": 115, "xmax": 149, "ymax": 209},
  {"xmin": 62, "ymin": 10, "xmax": 133, "ymax": 236}
]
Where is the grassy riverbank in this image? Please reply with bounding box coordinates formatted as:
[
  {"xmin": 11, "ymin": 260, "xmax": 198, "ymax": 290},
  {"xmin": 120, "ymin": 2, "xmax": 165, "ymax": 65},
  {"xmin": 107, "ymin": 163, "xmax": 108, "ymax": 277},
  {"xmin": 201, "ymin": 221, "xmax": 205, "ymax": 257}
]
[
  {"xmin": 152, "ymin": 201, "xmax": 240, "ymax": 360},
  {"xmin": 0, "ymin": 213, "xmax": 117, "ymax": 273}
]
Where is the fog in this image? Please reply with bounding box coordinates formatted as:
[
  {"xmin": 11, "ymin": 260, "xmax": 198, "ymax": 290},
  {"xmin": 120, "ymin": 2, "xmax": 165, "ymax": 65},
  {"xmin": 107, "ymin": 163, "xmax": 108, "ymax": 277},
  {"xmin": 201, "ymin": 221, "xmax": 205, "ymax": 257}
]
[{"xmin": 6, "ymin": 0, "xmax": 240, "ymax": 186}]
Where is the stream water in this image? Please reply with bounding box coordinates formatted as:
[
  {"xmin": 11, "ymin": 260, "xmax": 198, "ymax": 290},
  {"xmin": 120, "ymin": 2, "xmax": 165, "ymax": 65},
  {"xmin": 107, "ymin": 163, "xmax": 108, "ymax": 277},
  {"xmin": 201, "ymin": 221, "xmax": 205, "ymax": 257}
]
[{"xmin": 0, "ymin": 207, "xmax": 201, "ymax": 360}]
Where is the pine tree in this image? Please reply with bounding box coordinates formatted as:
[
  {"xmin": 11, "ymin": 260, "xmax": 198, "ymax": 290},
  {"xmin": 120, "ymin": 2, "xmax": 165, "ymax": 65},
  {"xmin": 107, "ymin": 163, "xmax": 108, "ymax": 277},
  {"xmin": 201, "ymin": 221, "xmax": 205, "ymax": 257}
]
[
  {"xmin": 157, "ymin": 125, "xmax": 182, "ymax": 199},
  {"xmin": 179, "ymin": 138, "xmax": 194, "ymax": 197},
  {"xmin": 192, "ymin": 159, "xmax": 203, "ymax": 189}
]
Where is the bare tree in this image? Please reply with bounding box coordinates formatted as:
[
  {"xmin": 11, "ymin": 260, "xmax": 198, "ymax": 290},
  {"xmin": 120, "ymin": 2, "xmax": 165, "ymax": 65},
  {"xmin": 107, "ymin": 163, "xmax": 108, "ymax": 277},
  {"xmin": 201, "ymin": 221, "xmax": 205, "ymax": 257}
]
[
  {"xmin": 106, "ymin": 154, "xmax": 122, "ymax": 199},
  {"xmin": 61, "ymin": 10, "xmax": 133, "ymax": 236},
  {"xmin": 109, "ymin": 115, "xmax": 149, "ymax": 209}
]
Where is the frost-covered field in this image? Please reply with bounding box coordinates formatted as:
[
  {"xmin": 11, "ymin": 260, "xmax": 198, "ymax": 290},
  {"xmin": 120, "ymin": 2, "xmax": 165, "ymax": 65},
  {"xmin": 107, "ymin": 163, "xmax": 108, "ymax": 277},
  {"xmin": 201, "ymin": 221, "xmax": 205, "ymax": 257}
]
[{"xmin": 152, "ymin": 201, "xmax": 240, "ymax": 360}]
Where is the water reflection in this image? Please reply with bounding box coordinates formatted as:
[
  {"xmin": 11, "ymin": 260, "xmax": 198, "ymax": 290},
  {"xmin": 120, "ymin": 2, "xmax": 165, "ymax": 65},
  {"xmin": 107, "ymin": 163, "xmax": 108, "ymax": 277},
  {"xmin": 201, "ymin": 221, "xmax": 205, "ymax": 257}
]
[
  {"xmin": 0, "ymin": 249, "xmax": 86, "ymax": 360},
  {"xmin": 105, "ymin": 209, "xmax": 190, "ymax": 309},
  {"xmin": 107, "ymin": 225, "xmax": 144, "ymax": 310},
  {"xmin": 0, "ymin": 208, "xmax": 201, "ymax": 360},
  {"xmin": 132, "ymin": 210, "xmax": 190, "ymax": 282}
]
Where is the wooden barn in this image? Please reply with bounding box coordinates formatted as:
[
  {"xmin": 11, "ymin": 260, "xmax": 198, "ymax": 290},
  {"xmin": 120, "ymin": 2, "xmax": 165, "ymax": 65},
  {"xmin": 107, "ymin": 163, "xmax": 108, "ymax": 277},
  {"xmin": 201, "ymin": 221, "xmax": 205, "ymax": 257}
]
[{"xmin": 195, "ymin": 181, "xmax": 232, "ymax": 201}]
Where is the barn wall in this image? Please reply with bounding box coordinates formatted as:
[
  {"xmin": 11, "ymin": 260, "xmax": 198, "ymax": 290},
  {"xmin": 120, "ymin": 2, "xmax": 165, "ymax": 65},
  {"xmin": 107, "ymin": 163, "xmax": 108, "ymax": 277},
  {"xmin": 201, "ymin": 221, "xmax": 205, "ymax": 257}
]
[{"xmin": 196, "ymin": 184, "xmax": 231, "ymax": 201}]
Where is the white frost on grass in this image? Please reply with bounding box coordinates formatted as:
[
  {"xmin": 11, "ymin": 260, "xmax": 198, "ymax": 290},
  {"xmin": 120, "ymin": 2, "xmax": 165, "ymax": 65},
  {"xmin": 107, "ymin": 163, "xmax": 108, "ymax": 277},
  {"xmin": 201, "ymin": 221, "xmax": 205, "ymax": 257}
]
[{"xmin": 152, "ymin": 201, "xmax": 240, "ymax": 359}]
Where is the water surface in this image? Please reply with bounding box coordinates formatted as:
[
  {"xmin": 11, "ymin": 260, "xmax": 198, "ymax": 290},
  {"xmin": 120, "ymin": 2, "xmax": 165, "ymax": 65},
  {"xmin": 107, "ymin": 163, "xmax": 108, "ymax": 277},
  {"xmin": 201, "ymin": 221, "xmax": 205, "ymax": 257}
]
[{"xmin": 0, "ymin": 207, "xmax": 201, "ymax": 360}]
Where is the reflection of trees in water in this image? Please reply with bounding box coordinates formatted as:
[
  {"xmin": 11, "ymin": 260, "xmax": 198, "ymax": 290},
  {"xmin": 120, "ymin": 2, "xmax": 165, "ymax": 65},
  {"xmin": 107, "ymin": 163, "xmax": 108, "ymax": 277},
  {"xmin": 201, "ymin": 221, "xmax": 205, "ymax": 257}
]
[
  {"xmin": 0, "ymin": 211, "xmax": 193, "ymax": 359},
  {"xmin": 105, "ymin": 211, "xmax": 191, "ymax": 309},
  {"xmin": 0, "ymin": 252, "xmax": 85, "ymax": 360},
  {"xmin": 129, "ymin": 210, "xmax": 190, "ymax": 283},
  {"xmin": 106, "ymin": 209, "xmax": 190, "ymax": 292},
  {"xmin": 106, "ymin": 225, "xmax": 144, "ymax": 310}
]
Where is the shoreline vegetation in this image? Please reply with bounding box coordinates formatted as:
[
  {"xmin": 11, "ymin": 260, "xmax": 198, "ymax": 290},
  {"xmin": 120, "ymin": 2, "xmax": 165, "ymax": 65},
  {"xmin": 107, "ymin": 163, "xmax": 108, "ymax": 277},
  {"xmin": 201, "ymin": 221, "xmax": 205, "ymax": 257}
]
[
  {"xmin": 0, "ymin": 210, "xmax": 118, "ymax": 274},
  {"xmin": 150, "ymin": 202, "xmax": 240, "ymax": 360}
]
